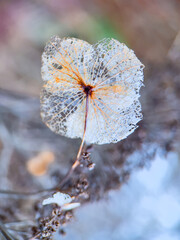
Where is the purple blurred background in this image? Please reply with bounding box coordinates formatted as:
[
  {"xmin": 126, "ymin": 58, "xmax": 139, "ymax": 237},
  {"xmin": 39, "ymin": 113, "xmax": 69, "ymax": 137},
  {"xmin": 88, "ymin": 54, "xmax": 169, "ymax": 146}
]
[{"xmin": 0, "ymin": 0, "xmax": 180, "ymax": 239}]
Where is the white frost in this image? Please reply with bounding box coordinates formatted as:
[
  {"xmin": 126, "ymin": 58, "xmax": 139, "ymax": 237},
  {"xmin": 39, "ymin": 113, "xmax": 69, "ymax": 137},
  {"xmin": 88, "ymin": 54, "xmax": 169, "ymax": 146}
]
[
  {"xmin": 42, "ymin": 192, "xmax": 72, "ymax": 206},
  {"xmin": 42, "ymin": 192, "xmax": 80, "ymax": 211}
]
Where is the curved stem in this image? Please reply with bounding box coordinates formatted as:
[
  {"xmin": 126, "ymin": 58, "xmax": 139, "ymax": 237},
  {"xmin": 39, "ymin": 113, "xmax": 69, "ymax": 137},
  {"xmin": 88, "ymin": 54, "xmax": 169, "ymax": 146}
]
[{"xmin": 58, "ymin": 94, "xmax": 89, "ymax": 188}]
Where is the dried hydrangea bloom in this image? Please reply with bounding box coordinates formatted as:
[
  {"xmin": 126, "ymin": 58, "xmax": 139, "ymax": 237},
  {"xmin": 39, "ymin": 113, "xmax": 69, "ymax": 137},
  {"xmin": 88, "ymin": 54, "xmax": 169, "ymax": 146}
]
[{"xmin": 41, "ymin": 36, "xmax": 144, "ymax": 145}]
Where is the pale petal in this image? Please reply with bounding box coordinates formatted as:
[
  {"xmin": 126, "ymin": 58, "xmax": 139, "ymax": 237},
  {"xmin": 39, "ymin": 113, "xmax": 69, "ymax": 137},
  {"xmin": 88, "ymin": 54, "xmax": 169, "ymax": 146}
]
[
  {"xmin": 41, "ymin": 37, "xmax": 144, "ymax": 144},
  {"xmin": 42, "ymin": 192, "xmax": 72, "ymax": 206},
  {"xmin": 62, "ymin": 202, "xmax": 81, "ymax": 211}
]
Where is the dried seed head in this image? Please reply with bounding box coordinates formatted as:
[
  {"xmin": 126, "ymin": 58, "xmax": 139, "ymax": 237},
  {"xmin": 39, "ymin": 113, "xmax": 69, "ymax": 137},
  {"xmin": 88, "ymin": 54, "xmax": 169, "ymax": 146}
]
[
  {"xmin": 87, "ymin": 162, "xmax": 95, "ymax": 170},
  {"xmin": 82, "ymin": 151, "xmax": 91, "ymax": 159},
  {"xmin": 39, "ymin": 217, "xmax": 50, "ymax": 227},
  {"xmin": 42, "ymin": 230, "xmax": 51, "ymax": 238},
  {"xmin": 52, "ymin": 220, "xmax": 60, "ymax": 228},
  {"xmin": 47, "ymin": 226, "xmax": 56, "ymax": 233},
  {"xmin": 52, "ymin": 208, "xmax": 62, "ymax": 217},
  {"xmin": 76, "ymin": 178, "xmax": 89, "ymax": 193}
]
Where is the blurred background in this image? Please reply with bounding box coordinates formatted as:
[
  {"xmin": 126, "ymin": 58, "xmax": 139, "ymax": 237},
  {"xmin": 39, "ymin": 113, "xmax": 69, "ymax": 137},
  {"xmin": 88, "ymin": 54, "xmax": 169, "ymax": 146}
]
[{"xmin": 0, "ymin": 0, "xmax": 180, "ymax": 239}]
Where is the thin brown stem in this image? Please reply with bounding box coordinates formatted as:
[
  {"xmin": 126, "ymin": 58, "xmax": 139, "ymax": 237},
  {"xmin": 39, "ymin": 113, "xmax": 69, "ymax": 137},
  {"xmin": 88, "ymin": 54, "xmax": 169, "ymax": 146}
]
[{"xmin": 58, "ymin": 94, "xmax": 89, "ymax": 188}]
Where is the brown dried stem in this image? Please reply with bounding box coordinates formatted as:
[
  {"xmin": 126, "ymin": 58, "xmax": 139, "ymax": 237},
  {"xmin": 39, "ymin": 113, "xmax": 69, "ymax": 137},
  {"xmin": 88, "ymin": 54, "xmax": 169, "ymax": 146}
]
[{"xmin": 57, "ymin": 94, "xmax": 89, "ymax": 188}]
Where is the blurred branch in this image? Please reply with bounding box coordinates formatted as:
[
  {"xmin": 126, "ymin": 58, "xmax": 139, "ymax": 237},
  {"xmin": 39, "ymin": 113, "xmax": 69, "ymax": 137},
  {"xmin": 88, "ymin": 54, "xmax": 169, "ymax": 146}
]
[
  {"xmin": 0, "ymin": 189, "xmax": 56, "ymax": 200},
  {"xmin": 0, "ymin": 222, "xmax": 16, "ymax": 240}
]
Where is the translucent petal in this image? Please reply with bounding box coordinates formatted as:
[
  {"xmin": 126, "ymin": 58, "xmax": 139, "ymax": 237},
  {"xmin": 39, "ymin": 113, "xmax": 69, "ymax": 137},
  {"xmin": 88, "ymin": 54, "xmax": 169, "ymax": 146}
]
[{"xmin": 41, "ymin": 37, "xmax": 144, "ymax": 144}]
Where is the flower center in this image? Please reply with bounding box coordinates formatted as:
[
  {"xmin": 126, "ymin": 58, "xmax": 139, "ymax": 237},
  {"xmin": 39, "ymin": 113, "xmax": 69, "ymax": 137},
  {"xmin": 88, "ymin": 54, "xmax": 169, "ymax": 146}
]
[{"xmin": 83, "ymin": 85, "xmax": 93, "ymax": 96}]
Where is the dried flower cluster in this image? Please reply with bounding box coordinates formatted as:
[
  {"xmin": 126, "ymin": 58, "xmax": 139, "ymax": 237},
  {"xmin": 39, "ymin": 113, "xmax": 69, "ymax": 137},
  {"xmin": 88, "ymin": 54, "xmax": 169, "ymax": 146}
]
[
  {"xmin": 32, "ymin": 208, "xmax": 73, "ymax": 239},
  {"xmin": 80, "ymin": 151, "xmax": 95, "ymax": 170},
  {"xmin": 31, "ymin": 192, "xmax": 80, "ymax": 239}
]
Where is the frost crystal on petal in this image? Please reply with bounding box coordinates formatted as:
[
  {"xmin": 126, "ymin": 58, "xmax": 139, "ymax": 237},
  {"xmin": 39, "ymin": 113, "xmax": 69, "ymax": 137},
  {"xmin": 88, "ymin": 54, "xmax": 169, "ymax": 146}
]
[{"xmin": 41, "ymin": 36, "xmax": 144, "ymax": 144}]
